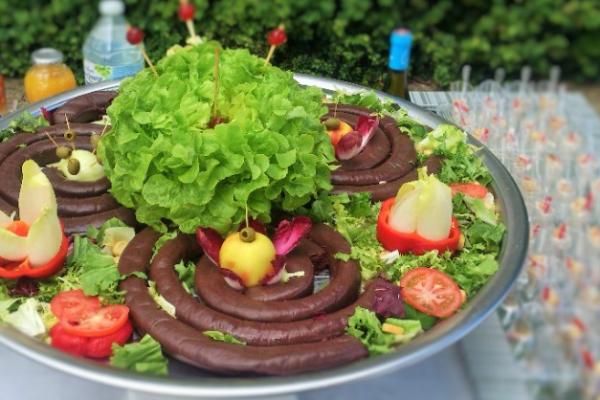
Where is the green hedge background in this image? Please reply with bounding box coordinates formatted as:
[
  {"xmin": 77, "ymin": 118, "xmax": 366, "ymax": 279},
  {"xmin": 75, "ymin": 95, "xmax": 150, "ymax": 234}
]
[{"xmin": 1, "ymin": 0, "xmax": 599, "ymax": 88}]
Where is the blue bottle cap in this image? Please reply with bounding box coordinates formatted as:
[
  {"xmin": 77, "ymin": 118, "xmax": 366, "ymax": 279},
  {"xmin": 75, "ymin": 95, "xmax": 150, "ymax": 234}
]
[{"xmin": 389, "ymin": 29, "xmax": 413, "ymax": 72}]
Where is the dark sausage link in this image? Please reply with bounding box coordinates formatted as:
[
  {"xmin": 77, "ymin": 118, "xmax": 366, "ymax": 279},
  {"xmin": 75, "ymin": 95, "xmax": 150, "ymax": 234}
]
[
  {"xmin": 150, "ymin": 234, "xmax": 380, "ymax": 346},
  {"xmin": 332, "ymin": 155, "xmax": 443, "ymax": 201},
  {"xmin": 120, "ymin": 229, "xmax": 368, "ymax": 376}
]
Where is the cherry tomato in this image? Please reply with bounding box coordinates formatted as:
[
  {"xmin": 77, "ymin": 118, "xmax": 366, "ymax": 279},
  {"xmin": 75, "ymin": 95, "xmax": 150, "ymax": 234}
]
[
  {"xmin": 50, "ymin": 289, "xmax": 101, "ymax": 323},
  {"xmin": 399, "ymin": 267, "xmax": 462, "ymax": 318},
  {"xmin": 50, "ymin": 321, "xmax": 133, "ymax": 359},
  {"xmin": 450, "ymin": 182, "xmax": 489, "ymax": 199},
  {"xmin": 60, "ymin": 305, "xmax": 130, "ymax": 338},
  {"xmin": 267, "ymin": 27, "xmax": 287, "ymax": 46},
  {"xmin": 178, "ymin": 3, "xmax": 195, "ymax": 21},
  {"xmin": 126, "ymin": 27, "xmax": 144, "ymax": 45}
]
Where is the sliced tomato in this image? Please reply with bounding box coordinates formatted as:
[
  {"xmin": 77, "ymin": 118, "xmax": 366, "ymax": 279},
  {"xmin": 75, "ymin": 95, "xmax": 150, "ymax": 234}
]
[
  {"xmin": 60, "ymin": 305, "xmax": 129, "ymax": 338},
  {"xmin": 450, "ymin": 182, "xmax": 489, "ymax": 199},
  {"xmin": 50, "ymin": 321, "xmax": 132, "ymax": 359},
  {"xmin": 399, "ymin": 267, "xmax": 462, "ymax": 318},
  {"xmin": 50, "ymin": 289, "xmax": 101, "ymax": 323}
]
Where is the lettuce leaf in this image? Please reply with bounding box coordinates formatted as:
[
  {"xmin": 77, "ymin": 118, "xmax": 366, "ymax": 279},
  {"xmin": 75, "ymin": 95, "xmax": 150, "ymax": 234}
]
[
  {"xmin": 203, "ymin": 330, "xmax": 245, "ymax": 345},
  {"xmin": 99, "ymin": 42, "xmax": 334, "ymax": 234},
  {"xmin": 174, "ymin": 260, "xmax": 196, "ymax": 294},
  {"xmin": 346, "ymin": 307, "xmax": 396, "ymax": 355},
  {"xmin": 110, "ymin": 334, "xmax": 168, "ymax": 375}
]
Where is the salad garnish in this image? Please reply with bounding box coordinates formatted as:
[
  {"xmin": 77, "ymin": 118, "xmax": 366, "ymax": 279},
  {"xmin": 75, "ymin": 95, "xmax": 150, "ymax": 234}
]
[
  {"xmin": 0, "ymin": 160, "xmax": 68, "ymax": 279},
  {"xmin": 196, "ymin": 216, "xmax": 311, "ymax": 288}
]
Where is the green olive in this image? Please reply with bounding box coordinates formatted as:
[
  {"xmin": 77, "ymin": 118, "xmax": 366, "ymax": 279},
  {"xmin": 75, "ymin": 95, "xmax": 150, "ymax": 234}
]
[
  {"xmin": 64, "ymin": 130, "xmax": 76, "ymax": 142},
  {"xmin": 67, "ymin": 157, "xmax": 80, "ymax": 175},
  {"xmin": 239, "ymin": 227, "xmax": 256, "ymax": 243},
  {"xmin": 323, "ymin": 117, "xmax": 341, "ymax": 130},
  {"xmin": 56, "ymin": 145, "xmax": 72, "ymax": 160},
  {"xmin": 90, "ymin": 134, "xmax": 101, "ymax": 149}
]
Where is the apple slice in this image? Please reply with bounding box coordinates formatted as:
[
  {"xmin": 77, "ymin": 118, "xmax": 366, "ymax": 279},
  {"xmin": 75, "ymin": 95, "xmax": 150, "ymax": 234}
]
[
  {"xmin": 0, "ymin": 228, "xmax": 27, "ymax": 261},
  {"xmin": 26, "ymin": 207, "xmax": 62, "ymax": 267},
  {"xmin": 389, "ymin": 184, "xmax": 422, "ymax": 233},
  {"xmin": 416, "ymin": 175, "xmax": 453, "ymax": 241},
  {"xmin": 18, "ymin": 160, "xmax": 57, "ymax": 225},
  {"xmin": 48, "ymin": 149, "xmax": 105, "ymax": 182}
]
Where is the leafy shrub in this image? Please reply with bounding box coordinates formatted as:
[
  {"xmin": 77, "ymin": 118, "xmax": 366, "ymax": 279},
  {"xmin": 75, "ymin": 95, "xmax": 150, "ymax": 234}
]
[{"xmin": 1, "ymin": 0, "xmax": 598, "ymax": 87}]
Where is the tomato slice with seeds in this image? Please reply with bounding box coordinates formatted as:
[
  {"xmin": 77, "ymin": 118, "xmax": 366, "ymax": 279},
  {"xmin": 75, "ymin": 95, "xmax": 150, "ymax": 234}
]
[
  {"xmin": 50, "ymin": 289, "xmax": 101, "ymax": 323},
  {"xmin": 450, "ymin": 183, "xmax": 489, "ymax": 199},
  {"xmin": 60, "ymin": 305, "xmax": 129, "ymax": 338},
  {"xmin": 399, "ymin": 267, "xmax": 462, "ymax": 318}
]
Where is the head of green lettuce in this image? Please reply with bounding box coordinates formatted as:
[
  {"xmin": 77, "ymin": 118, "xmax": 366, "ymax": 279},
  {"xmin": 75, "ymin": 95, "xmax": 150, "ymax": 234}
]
[{"xmin": 98, "ymin": 42, "xmax": 334, "ymax": 234}]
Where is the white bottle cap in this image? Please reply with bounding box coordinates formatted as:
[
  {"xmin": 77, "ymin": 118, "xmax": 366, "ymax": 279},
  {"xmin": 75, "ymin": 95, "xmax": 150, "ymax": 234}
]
[
  {"xmin": 31, "ymin": 48, "xmax": 64, "ymax": 65},
  {"xmin": 99, "ymin": 0, "xmax": 125, "ymax": 15}
]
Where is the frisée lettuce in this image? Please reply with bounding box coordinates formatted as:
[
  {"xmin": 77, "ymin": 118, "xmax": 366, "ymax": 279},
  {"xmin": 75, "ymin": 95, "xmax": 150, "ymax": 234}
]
[{"xmin": 99, "ymin": 41, "xmax": 334, "ymax": 234}]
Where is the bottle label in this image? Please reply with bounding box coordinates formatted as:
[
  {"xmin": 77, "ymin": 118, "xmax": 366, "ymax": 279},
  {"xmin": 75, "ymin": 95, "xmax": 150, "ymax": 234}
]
[{"xmin": 84, "ymin": 59, "xmax": 143, "ymax": 85}]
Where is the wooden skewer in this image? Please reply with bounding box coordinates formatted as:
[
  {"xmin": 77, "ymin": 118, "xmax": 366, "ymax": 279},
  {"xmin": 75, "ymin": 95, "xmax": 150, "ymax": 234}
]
[
  {"xmin": 264, "ymin": 45, "xmax": 276, "ymax": 65},
  {"xmin": 43, "ymin": 130, "xmax": 59, "ymax": 148},
  {"xmin": 212, "ymin": 47, "xmax": 221, "ymax": 120},
  {"xmin": 139, "ymin": 44, "xmax": 159, "ymax": 78},
  {"xmin": 179, "ymin": 0, "xmax": 198, "ymax": 41},
  {"xmin": 64, "ymin": 114, "xmax": 75, "ymax": 150}
]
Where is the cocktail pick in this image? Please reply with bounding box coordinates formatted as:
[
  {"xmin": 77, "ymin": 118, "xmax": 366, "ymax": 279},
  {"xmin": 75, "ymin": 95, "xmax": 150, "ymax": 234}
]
[
  {"xmin": 549, "ymin": 66, "xmax": 561, "ymax": 93},
  {"xmin": 519, "ymin": 66, "xmax": 531, "ymax": 94},
  {"xmin": 264, "ymin": 24, "xmax": 287, "ymax": 65},
  {"xmin": 461, "ymin": 64, "xmax": 471, "ymax": 94},
  {"xmin": 207, "ymin": 46, "xmax": 227, "ymax": 128},
  {"xmin": 212, "ymin": 47, "xmax": 220, "ymax": 122},
  {"xmin": 126, "ymin": 26, "xmax": 158, "ymax": 78},
  {"xmin": 494, "ymin": 68, "xmax": 505, "ymax": 85},
  {"xmin": 178, "ymin": 0, "xmax": 198, "ymax": 42}
]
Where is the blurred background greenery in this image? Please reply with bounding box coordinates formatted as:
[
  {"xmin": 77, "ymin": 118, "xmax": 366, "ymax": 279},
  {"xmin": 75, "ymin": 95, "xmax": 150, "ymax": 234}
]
[{"xmin": 1, "ymin": 0, "xmax": 599, "ymax": 88}]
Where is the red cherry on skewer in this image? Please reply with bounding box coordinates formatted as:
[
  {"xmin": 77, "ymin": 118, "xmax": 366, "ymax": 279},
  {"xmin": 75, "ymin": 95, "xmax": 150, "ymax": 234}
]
[
  {"xmin": 125, "ymin": 26, "xmax": 158, "ymax": 78},
  {"xmin": 179, "ymin": 3, "xmax": 196, "ymax": 21},
  {"xmin": 268, "ymin": 26, "xmax": 287, "ymax": 46},
  {"xmin": 264, "ymin": 24, "xmax": 286, "ymax": 65},
  {"xmin": 126, "ymin": 26, "xmax": 145, "ymax": 45}
]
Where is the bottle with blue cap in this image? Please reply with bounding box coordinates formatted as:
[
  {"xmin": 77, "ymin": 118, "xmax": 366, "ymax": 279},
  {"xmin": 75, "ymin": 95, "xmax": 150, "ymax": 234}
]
[{"xmin": 387, "ymin": 28, "xmax": 413, "ymax": 99}]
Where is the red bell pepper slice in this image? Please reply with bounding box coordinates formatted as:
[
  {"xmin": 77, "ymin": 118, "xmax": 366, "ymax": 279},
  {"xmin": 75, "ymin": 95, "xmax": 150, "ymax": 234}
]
[
  {"xmin": 376, "ymin": 198, "xmax": 461, "ymax": 255},
  {"xmin": 0, "ymin": 221, "xmax": 69, "ymax": 280}
]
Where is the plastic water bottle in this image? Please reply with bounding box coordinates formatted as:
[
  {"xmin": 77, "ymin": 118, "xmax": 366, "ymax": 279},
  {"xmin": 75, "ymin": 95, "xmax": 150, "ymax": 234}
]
[{"xmin": 83, "ymin": 0, "xmax": 143, "ymax": 84}]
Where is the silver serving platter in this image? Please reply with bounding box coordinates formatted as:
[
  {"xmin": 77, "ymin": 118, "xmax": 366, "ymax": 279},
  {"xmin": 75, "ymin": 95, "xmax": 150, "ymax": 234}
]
[{"xmin": 0, "ymin": 75, "xmax": 528, "ymax": 398}]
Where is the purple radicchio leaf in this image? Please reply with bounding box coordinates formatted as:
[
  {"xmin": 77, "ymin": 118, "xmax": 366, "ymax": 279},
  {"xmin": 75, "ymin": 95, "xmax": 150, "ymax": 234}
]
[
  {"xmin": 272, "ymin": 216, "xmax": 312, "ymax": 256},
  {"xmin": 261, "ymin": 256, "xmax": 286, "ymax": 285},
  {"xmin": 219, "ymin": 267, "xmax": 245, "ymax": 290},
  {"xmin": 335, "ymin": 115, "xmax": 378, "ymax": 160},
  {"xmin": 372, "ymin": 280, "xmax": 404, "ymax": 318},
  {"xmin": 196, "ymin": 227, "xmax": 223, "ymax": 265},
  {"xmin": 40, "ymin": 107, "xmax": 52, "ymax": 124},
  {"xmin": 9, "ymin": 278, "xmax": 39, "ymax": 297}
]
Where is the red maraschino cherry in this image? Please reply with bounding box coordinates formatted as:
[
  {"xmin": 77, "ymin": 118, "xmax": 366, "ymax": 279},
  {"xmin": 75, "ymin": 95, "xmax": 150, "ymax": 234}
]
[
  {"xmin": 179, "ymin": 3, "xmax": 196, "ymax": 21},
  {"xmin": 126, "ymin": 27, "xmax": 144, "ymax": 45},
  {"xmin": 264, "ymin": 24, "xmax": 287, "ymax": 65},
  {"xmin": 267, "ymin": 26, "xmax": 287, "ymax": 46},
  {"xmin": 126, "ymin": 26, "xmax": 158, "ymax": 78}
]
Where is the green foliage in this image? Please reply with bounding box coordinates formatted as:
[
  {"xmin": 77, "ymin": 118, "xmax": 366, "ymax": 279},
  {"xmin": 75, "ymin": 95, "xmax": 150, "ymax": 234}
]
[{"xmin": 1, "ymin": 0, "xmax": 598, "ymax": 86}]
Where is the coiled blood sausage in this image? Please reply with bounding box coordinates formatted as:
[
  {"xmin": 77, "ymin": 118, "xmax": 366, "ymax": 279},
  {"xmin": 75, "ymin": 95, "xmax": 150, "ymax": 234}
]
[{"xmin": 119, "ymin": 228, "xmax": 371, "ymax": 375}]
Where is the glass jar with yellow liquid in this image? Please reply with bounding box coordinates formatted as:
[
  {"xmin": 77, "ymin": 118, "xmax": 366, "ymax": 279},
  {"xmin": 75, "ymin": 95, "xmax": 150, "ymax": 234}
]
[{"xmin": 24, "ymin": 48, "xmax": 77, "ymax": 103}]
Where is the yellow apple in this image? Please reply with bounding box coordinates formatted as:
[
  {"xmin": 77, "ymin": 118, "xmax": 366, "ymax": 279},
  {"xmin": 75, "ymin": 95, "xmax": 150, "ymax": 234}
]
[{"xmin": 218, "ymin": 230, "xmax": 276, "ymax": 287}]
